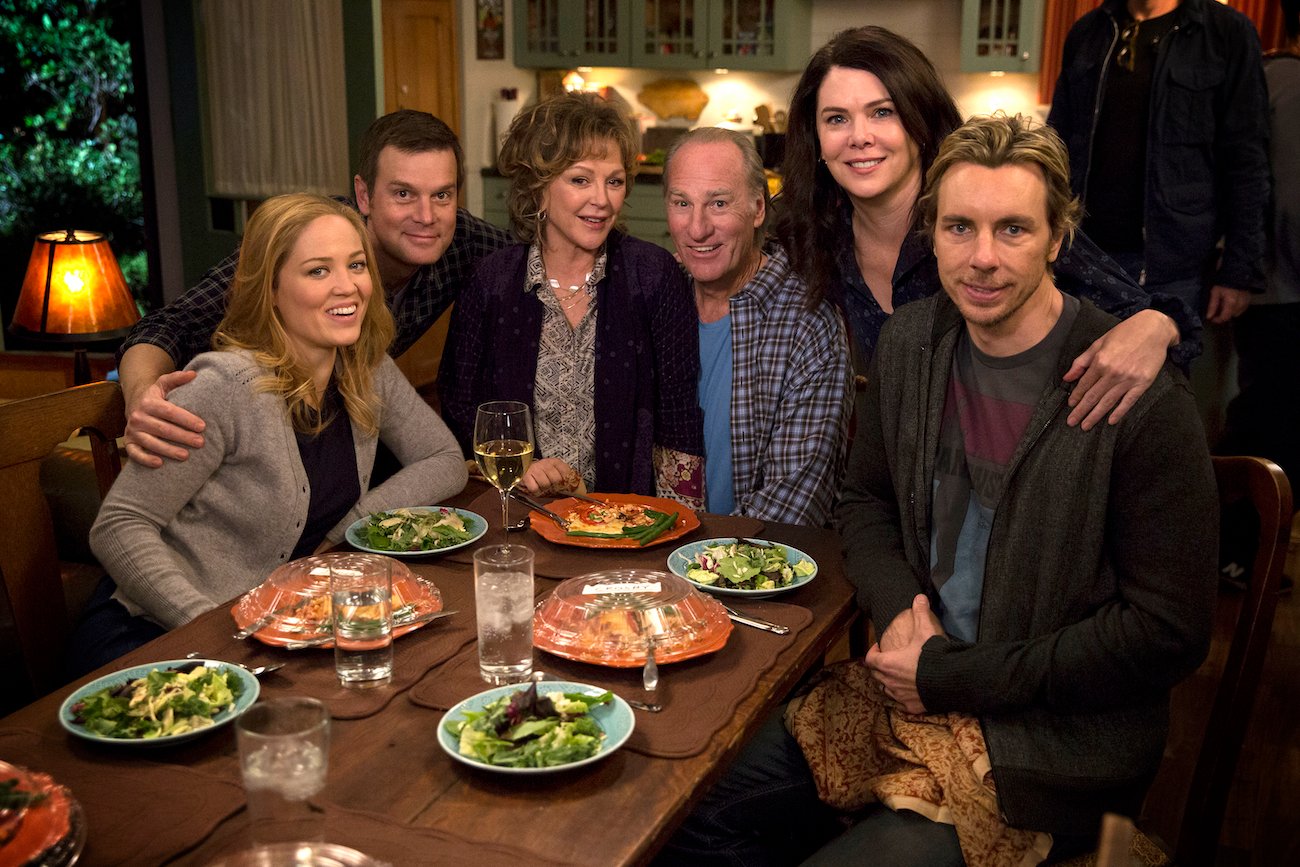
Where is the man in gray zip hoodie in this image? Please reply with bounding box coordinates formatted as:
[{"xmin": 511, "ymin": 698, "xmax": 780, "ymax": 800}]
[{"xmin": 841, "ymin": 114, "xmax": 1217, "ymax": 857}]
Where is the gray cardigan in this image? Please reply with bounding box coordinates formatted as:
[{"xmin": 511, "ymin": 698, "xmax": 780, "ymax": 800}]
[
  {"xmin": 90, "ymin": 350, "xmax": 468, "ymax": 629},
  {"xmin": 837, "ymin": 294, "xmax": 1217, "ymax": 834}
]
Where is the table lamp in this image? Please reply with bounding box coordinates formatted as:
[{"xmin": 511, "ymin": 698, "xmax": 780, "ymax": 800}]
[{"xmin": 9, "ymin": 229, "xmax": 140, "ymax": 384}]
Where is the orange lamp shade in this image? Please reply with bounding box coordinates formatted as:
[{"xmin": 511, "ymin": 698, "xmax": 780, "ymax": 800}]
[{"xmin": 11, "ymin": 229, "xmax": 140, "ymax": 340}]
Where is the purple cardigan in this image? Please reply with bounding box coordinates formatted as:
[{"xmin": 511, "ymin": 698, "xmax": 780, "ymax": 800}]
[{"xmin": 438, "ymin": 232, "xmax": 703, "ymax": 496}]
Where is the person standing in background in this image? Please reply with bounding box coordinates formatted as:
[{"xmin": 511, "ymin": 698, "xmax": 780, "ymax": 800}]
[
  {"xmin": 1048, "ymin": 0, "xmax": 1269, "ymax": 328},
  {"xmin": 1217, "ymin": 0, "xmax": 1300, "ymax": 589}
]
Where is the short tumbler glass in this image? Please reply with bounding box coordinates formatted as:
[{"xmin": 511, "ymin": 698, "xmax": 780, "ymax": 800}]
[
  {"xmin": 236, "ymin": 697, "xmax": 331, "ymax": 844},
  {"xmin": 473, "ymin": 544, "xmax": 534, "ymax": 684}
]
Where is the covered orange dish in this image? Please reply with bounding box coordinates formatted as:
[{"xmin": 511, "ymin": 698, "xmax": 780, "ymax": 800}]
[
  {"xmin": 0, "ymin": 761, "xmax": 83, "ymax": 866},
  {"xmin": 230, "ymin": 553, "xmax": 441, "ymax": 647},
  {"xmin": 533, "ymin": 569, "xmax": 732, "ymax": 667}
]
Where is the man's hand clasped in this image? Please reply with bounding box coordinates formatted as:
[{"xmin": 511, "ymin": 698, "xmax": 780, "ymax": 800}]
[{"xmin": 864, "ymin": 594, "xmax": 945, "ymax": 714}]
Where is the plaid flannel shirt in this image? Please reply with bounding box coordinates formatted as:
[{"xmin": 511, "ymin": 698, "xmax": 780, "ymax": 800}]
[
  {"xmin": 723, "ymin": 245, "xmax": 853, "ymax": 526},
  {"xmin": 119, "ymin": 206, "xmax": 512, "ymax": 366}
]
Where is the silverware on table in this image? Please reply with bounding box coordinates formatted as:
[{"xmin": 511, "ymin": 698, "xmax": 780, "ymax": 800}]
[
  {"xmin": 231, "ymin": 607, "xmax": 281, "ymax": 640},
  {"xmin": 508, "ymin": 490, "xmax": 571, "ymax": 530},
  {"xmin": 722, "ymin": 605, "xmax": 791, "ymax": 635},
  {"xmin": 181, "ymin": 653, "xmax": 285, "ymax": 677},
  {"xmin": 568, "ymin": 491, "xmax": 608, "ymax": 507},
  {"xmin": 629, "ymin": 636, "xmax": 663, "ymax": 713},
  {"xmin": 276, "ymin": 609, "xmax": 458, "ymax": 650}
]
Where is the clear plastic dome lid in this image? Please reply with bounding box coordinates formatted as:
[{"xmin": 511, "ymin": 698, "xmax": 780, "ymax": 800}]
[
  {"xmin": 533, "ymin": 569, "xmax": 731, "ymax": 667},
  {"xmin": 231, "ymin": 553, "xmax": 439, "ymax": 645}
]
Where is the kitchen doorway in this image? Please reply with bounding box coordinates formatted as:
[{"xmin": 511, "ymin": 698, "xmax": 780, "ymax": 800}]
[{"xmin": 381, "ymin": 0, "xmax": 461, "ymax": 390}]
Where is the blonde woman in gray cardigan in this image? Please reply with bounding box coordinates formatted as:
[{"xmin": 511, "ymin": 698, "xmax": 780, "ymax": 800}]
[{"xmin": 85, "ymin": 194, "xmax": 466, "ymax": 664}]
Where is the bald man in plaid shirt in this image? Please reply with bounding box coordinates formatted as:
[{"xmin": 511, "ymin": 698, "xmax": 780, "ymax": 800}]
[{"xmin": 664, "ymin": 128, "xmax": 852, "ymax": 526}]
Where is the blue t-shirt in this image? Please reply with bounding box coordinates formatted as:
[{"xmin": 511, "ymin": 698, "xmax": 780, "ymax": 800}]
[{"xmin": 698, "ymin": 315, "xmax": 734, "ymax": 515}]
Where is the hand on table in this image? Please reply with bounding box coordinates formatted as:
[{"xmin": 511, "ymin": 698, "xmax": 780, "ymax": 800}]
[{"xmin": 520, "ymin": 457, "xmax": 581, "ymax": 497}]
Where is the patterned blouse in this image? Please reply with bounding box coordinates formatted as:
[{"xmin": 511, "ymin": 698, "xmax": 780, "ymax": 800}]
[{"xmin": 524, "ymin": 243, "xmax": 607, "ymax": 492}]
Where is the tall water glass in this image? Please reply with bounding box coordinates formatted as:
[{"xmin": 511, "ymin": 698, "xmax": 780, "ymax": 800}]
[
  {"xmin": 473, "ymin": 400, "xmax": 535, "ymax": 539},
  {"xmin": 330, "ymin": 556, "xmax": 394, "ymax": 688},
  {"xmin": 236, "ymin": 697, "xmax": 331, "ymax": 844},
  {"xmin": 474, "ymin": 544, "xmax": 534, "ymax": 684}
]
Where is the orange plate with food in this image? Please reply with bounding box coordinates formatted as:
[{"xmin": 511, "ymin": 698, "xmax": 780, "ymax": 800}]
[
  {"xmin": 229, "ymin": 553, "xmax": 442, "ymax": 648},
  {"xmin": 0, "ymin": 761, "xmax": 85, "ymax": 867},
  {"xmin": 529, "ymin": 493, "xmax": 700, "ymax": 549},
  {"xmin": 533, "ymin": 569, "xmax": 731, "ymax": 667}
]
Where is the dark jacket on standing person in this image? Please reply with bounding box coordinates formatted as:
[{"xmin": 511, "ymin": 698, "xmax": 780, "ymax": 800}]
[
  {"xmin": 1048, "ymin": 0, "xmax": 1270, "ymax": 292},
  {"xmin": 836, "ymin": 292, "xmax": 1217, "ymax": 835}
]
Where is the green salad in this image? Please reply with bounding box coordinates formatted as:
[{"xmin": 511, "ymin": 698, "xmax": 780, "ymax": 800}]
[
  {"xmin": 684, "ymin": 541, "xmax": 815, "ymax": 591},
  {"xmin": 363, "ymin": 507, "xmax": 473, "ymax": 552},
  {"xmin": 445, "ymin": 682, "xmax": 612, "ymax": 768},
  {"xmin": 68, "ymin": 665, "xmax": 243, "ymax": 739}
]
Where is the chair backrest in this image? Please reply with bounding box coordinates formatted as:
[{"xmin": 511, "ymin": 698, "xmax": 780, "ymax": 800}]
[
  {"xmin": 0, "ymin": 381, "xmax": 126, "ymax": 698},
  {"xmin": 1166, "ymin": 456, "xmax": 1291, "ymax": 865}
]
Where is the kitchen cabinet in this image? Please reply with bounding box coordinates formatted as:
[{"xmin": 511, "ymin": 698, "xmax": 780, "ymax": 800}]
[
  {"xmin": 960, "ymin": 0, "xmax": 1043, "ymax": 73},
  {"xmin": 513, "ymin": 0, "xmax": 630, "ymax": 67},
  {"xmin": 628, "ymin": 0, "xmax": 811, "ymax": 71},
  {"xmin": 482, "ymin": 173, "xmax": 675, "ymax": 252}
]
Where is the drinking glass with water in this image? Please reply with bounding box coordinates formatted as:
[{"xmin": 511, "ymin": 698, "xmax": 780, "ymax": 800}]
[
  {"xmin": 236, "ymin": 697, "xmax": 331, "ymax": 844},
  {"xmin": 473, "ymin": 544, "xmax": 534, "ymax": 684},
  {"xmin": 329, "ymin": 555, "xmax": 394, "ymax": 688}
]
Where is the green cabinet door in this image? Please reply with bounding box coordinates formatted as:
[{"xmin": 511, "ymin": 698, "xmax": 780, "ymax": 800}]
[
  {"xmin": 960, "ymin": 0, "xmax": 1044, "ymax": 73},
  {"xmin": 629, "ymin": 0, "xmax": 811, "ymax": 72},
  {"xmin": 513, "ymin": 0, "xmax": 631, "ymax": 67}
]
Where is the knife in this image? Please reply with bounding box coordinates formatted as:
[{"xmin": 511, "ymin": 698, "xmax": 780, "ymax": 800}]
[
  {"xmin": 277, "ymin": 609, "xmax": 458, "ymax": 650},
  {"xmin": 508, "ymin": 490, "xmax": 571, "ymax": 529},
  {"xmin": 722, "ymin": 606, "xmax": 790, "ymax": 635}
]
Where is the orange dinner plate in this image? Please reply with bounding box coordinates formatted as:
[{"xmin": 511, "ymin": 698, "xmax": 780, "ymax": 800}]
[
  {"xmin": 0, "ymin": 761, "xmax": 84, "ymax": 867},
  {"xmin": 528, "ymin": 493, "xmax": 700, "ymax": 549}
]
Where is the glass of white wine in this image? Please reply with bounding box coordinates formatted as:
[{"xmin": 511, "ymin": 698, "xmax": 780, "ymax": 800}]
[{"xmin": 473, "ymin": 400, "xmax": 536, "ymax": 540}]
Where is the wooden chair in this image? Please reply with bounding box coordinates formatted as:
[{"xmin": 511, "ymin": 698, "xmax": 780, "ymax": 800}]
[
  {"xmin": 0, "ymin": 381, "xmax": 126, "ymax": 700},
  {"xmin": 1063, "ymin": 455, "xmax": 1292, "ymax": 867}
]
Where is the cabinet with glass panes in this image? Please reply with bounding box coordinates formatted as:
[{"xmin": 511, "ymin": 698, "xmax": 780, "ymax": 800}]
[{"xmin": 629, "ymin": 0, "xmax": 811, "ymax": 71}]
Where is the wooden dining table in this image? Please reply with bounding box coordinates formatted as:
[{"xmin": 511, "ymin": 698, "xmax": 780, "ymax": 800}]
[{"xmin": 0, "ymin": 482, "xmax": 858, "ymax": 866}]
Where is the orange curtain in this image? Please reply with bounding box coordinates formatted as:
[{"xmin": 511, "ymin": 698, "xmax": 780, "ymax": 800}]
[{"xmin": 1038, "ymin": 0, "xmax": 1288, "ymax": 105}]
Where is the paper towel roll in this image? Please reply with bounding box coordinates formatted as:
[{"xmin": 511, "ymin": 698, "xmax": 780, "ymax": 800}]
[{"xmin": 495, "ymin": 98, "xmax": 521, "ymax": 144}]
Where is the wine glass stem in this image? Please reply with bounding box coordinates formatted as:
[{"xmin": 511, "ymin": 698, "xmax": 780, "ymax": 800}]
[{"xmin": 499, "ymin": 488, "xmax": 510, "ymax": 543}]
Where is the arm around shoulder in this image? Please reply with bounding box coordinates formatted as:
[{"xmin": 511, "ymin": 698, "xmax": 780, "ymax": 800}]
[{"xmin": 90, "ymin": 359, "xmax": 240, "ymax": 629}]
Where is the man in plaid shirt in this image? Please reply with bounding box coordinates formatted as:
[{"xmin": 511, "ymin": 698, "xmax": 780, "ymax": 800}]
[
  {"xmin": 118, "ymin": 110, "xmax": 511, "ymax": 467},
  {"xmin": 664, "ymin": 128, "xmax": 853, "ymax": 526}
]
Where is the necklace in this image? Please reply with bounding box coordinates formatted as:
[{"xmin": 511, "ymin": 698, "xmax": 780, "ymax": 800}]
[{"xmin": 547, "ymin": 274, "xmax": 592, "ymax": 311}]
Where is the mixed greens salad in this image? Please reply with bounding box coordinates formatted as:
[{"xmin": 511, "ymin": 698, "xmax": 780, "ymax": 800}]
[
  {"xmin": 362, "ymin": 507, "xmax": 474, "ymax": 552},
  {"xmin": 684, "ymin": 541, "xmax": 815, "ymax": 592},
  {"xmin": 67, "ymin": 665, "xmax": 244, "ymax": 739},
  {"xmin": 445, "ymin": 682, "xmax": 612, "ymax": 768}
]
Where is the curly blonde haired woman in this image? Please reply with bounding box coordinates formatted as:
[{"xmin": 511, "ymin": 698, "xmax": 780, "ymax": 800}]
[
  {"xmin": 82, "ymin": 194, "xmax": 466, "ymax": 668},
  {"xmin": 440, "ymin": 92, "xmax": 703, "ymax": 504}
]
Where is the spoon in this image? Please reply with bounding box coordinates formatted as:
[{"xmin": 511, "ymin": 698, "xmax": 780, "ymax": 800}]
[{"xmin": 631, "ymin": 636, "xmax": 662, "ymax": 713}]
